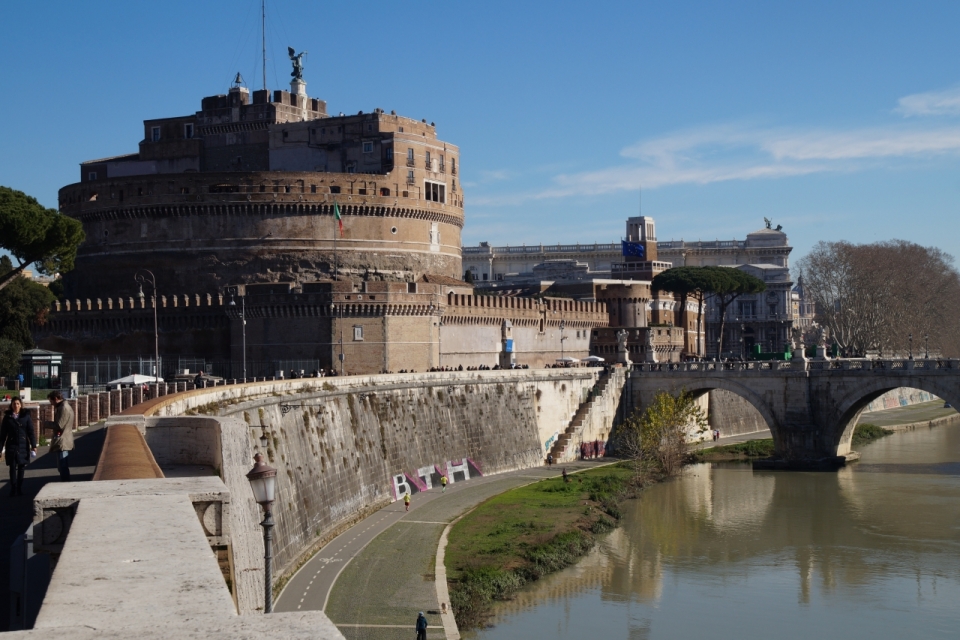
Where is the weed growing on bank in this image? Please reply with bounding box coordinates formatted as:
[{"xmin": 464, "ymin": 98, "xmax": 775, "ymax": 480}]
[
  {"xmin": 446, "ymin": 465, "xmax": 632, "ymax": 630},
  {"xmin": 852, "ymin": 423, "xmax": 893, "ymax": 446}
]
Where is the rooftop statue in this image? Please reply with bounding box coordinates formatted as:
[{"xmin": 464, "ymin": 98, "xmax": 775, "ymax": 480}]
[
  {"xmin": 288, "ymin": 47, "xmax": 307, "ymax": 81},
  {"xmin": 764, "ymin": 217, "xmax": 772, "ymax": 229}
]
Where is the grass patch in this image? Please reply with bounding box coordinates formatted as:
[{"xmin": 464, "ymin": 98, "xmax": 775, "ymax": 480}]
[
  {"xmin": 692, "ymin": 438, "xmax": 775, "ymax": 462},
  {"xmin": 446, "ymin": 465, "xmax": 632, "ymax": 630},
  {"xmin": 852, "ymin": 423, "xmax": 893, "ymax": 446}
]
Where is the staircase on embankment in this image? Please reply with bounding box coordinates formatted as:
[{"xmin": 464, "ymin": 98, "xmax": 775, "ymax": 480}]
[{"xmin": 549, "ymin": 367, "xmax": 627, "ymax": 463}]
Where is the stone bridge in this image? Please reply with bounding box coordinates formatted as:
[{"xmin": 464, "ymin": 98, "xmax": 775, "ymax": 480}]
[{"xmin": 629, "ymin": 358, "xmax": 960, "ymax": 462}]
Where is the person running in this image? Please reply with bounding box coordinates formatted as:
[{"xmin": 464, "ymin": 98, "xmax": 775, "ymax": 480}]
[
  {"xmin": 415, "ymin": 611, "xmax": 428, "ymax": 640},
  {"xmin": 404, "ymin": 493, "xmax": 411, "ymax": 511},
  {"xmin": 440, "ymin": 475, "xmax": 447, "ymax": 493}
]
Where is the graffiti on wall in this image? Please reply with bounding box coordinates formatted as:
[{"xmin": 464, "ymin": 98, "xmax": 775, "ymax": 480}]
[{"xmin": 392, "ymin": 457, "xmax": 483, "ymax": 501}]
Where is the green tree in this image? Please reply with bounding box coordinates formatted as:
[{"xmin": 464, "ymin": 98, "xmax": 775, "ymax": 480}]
[
  {"xmin": 0, "ymin": 186, "xmax": 85, "ymax": 292},
  {"xmin": 652, "ymin": 266, "xmax": 723, "ymax": 357},
  {"xmin": 613, "ymin": 390, "xmax": 707, "ymax": 479},
  {"xmin": 705, "ymin": 267, "xmax": 766, "ymax": 358},
  {"xmin": 464, "ymin": 270, "xmax": 475, "ymax": 284},
  {"xmin": 0, "ymin": 338, "xmax": 21, "ymax": 379},
  {"xmin": 0, "ymin": 277, "xmax": 57, "ymax": 348}
]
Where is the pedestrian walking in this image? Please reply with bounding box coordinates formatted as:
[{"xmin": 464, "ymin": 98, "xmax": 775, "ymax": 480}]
[
  {"xmin": 404, "ymin": 493, "xmax": 411, "ymax": 511},
  {"xmin": 440, "ymin": 475, "xmax": 447, "ymax": 493},
  {"xmin": 580, "ymin": 442, "xmax": 586, "ymax": 460},
  {"xmin": 546, "ymin": 453, "xmax": 554, "ymax": 466},
  {"xmin": 1, "ymin": 398, "xmax": 35, "ymax": 496},
  {"xmin": 45, "ymin": 391, "xmax": 75, "ymax": 482},
  {"xmin": 415, "ymin": 611, "xmax": 428, "ymax": 640}
]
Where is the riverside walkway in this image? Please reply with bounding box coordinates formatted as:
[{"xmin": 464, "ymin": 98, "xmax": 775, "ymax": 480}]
[{"xmin": 275, "ymin": 459, "xmax": 613, "ymax": 639}]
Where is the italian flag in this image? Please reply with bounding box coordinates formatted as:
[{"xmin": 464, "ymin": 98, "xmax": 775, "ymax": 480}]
[{"xmin": 334, "ymin": 201, "xmax": 343, "ymax": 237}]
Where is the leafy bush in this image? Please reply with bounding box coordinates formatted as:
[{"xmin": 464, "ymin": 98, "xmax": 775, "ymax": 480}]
[{"xmin": 852, "ymin": 423, "xmax": 892, "ymax": 446}]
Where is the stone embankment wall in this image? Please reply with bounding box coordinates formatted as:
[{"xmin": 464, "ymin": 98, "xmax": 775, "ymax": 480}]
[
  {"xmin": 862, "ymin": 387, "xmax": 941, "ymax": 412},
  {"xmin": 138, "ymin": 369, "xmax": 602, "ymax": 612}
]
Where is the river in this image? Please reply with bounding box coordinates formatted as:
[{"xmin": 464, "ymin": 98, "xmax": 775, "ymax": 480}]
[{"xmin": 470, "ymin": 423, "xmax": 960, "ymax": 639}]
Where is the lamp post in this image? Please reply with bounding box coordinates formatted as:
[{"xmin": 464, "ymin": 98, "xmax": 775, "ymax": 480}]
[
  {"xmin": 247, "ymin": 451, "xmax": 277, "ymax": 614},
  {"xmin": 908, "ymin": 333, "xmax": 913, "ymax": 360},
  {"xmin": 135, "ymin": 270, "xmax": 160, "ymax": 381},
  {"xmin": 559, "ymin": 319, "xmax": 567, "ymax": 361},
  {"xmin": 228, "ymin": 287, "xmax": 247, "ymax": 380},
  {"xmin": 330, "ymin": 303, "xmax": 343, "ymax": 376},
  {"xmin": 925, "ymin": 334, "xmax": 929, "ymax": 359}
]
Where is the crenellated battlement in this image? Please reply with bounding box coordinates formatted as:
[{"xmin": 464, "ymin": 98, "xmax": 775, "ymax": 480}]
[{"xmin": 53, "ymin": 293, "xmax": 226, "ymax": 313}]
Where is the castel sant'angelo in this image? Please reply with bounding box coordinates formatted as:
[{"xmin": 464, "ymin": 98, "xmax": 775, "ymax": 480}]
[{"xmin": 38, "ymin": 59, "xmax": 693, "ymax": 376}]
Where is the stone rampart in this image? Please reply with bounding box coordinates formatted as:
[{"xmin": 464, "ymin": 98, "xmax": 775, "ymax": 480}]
[{"xmin": 131, "ymin": 369, "xmax": 603, "ymax": 612}]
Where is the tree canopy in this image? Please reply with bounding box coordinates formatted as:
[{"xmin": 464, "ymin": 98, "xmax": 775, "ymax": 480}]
[
  {"xmin": 0, "ymin": 186, "xmax": 85, "ymax": 292},
  {"xmin": 797, "ymin": 240, "xmax": 960, "ymax": 357},
  {"xmin": 652, "ymin": 267, "xmax": 725, "ymax": 356},
  {"xmin": 703, "ymin": 267, "xmax": 766, "ymax": 358}
]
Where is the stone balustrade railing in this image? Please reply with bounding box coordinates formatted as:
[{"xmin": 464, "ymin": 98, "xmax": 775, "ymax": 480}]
[{"xmin": 632, "ymin": 358, "xmax": 960, "ymax": 374}]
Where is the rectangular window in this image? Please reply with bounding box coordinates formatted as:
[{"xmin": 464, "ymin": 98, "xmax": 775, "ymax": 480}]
[
  {"xmin": 426, "ymin": 151, "xmax": 431, "ymax": 163},
  {"xmin": 184, "ymin": 123, "xmax": 194, "ymax": 138},
  {"xmin": 385, "ymin": 147, "xmax": 393, "ymax": 160},
  {"xmin": 439, "ymin": 155, "xmax": 445, "ymax": 172},
  {"xmin": 310, "ymin": 184, "xmax": 317, "ymax": 193},
  {"xmin": 398, "ymin": 126, "xmax": 404, "ymax": 133},
  {"xmin": 358, "ymin": 189, "xmax": 367, "ymax": 195},
  {"xmin": 88, "ymin": 172, "xmax": 97, "ymax": 181},
  {"xmin": 330, "ymin": 186, "xmax": 341, "ymax": 194},
  {"xmin": 451, "ymin": 157, "xmax": 457, "ymax": 174},
  {"xmin": 424, "ymin": 180, "xmax": 446, "ymax": 203},
  {"xmin": 347, "ymin": 165, "xmax": 356, "ymax": 174},
  {"xmin": 406, "ymin": 148, "xmax": 415, "ymax": 166},
  {"xmin": 380, "ymin": 188, "xmax": 390, "ymax": 196},
  {"xmin": 362, "ymin": 141, "xmax": 373, "ymax": 153},
  {"xmin": 407, "ymin": 170, "xmax": 415, "ymax": 184},
  {"xmin": 151, "ymin": 126, "xmax": 161, "ymax": 142},
  {"xmin": 353, "ymin": 326, "xmax": 363, "ymax": 341}
]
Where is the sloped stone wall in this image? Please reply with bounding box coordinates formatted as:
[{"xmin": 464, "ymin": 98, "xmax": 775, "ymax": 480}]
[{"xmin": 141, "ymin": 370, "xmax": 600, "ymax": 612}]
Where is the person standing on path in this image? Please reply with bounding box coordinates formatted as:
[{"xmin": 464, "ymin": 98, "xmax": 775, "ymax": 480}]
[
  {"xmin": 404, "ymin": 493, "xmax": 411, "ymax": 511},
  {"xmin": 1, "ymin": 398, "xmax": 35, "ymax": 496},
  {"xmin": 440, "ymin": 475, "xmax": 447, "ymax": 492},
  {"xmin": 415, "ymin": 611, "xmax": 428, "ymax": 640},
  {"xmin": 46, "ymin": 391, "xmax": 75, "ymax": 482}
]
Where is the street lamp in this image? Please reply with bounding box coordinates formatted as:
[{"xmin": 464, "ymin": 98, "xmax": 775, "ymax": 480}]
[
  {"xmin": 247, "ymin": 452, "xmax": 277, "ymax": 614},
  {"xmin": 228, "ymin": 287, "xmax": 247, "ymax": 380},
  {"xmin": 908, "ymin": 333, "xmax": 913, "ymax": 360},
  {"xmin": 330, "ymin": 302, "xmax": 343, "ymax": 376},
  {"xmin": 135, "ymin": 270, "xmax": 160, "ymax": 382},
  {"xmin": 559, "ymin": 319, "xmax": 567, "ymax": 361},
  {"xmin": 925, "ymin": 334, "xmax": 929, "ymax": 359}
]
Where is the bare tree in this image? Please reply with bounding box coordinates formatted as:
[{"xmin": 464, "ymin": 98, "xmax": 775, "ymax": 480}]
[{"xmin": 797, "ymin": 240, "xmax": 960, "ymax": 357}]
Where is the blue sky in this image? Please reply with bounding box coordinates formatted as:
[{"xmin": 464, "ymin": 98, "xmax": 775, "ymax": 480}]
[{"xmin": 2, "ymin": 1, "xmax": 960, "ymax": 264}]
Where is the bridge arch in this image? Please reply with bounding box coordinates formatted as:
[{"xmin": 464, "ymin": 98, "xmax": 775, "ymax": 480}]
[
  {"xmin": 640, "ymin": 377, "xmax": 780, "ymax": 448},
  {"xmin": 831, "ymin": 376, "xmax": 960, "ymax": 455}
]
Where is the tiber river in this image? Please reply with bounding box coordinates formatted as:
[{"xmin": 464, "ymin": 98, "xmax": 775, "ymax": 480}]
[{"xmin": 470, "ymin": 423, "xmax": 960, "ymax": 639}]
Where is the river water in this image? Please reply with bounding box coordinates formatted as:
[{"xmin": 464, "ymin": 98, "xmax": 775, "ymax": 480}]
[{"xmin": 470, "ymin": 424, "xmax": 960, "ymax": 639}]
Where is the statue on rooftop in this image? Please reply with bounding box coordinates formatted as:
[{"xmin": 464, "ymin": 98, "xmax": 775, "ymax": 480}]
[
  {"xmin": 764, "ymin": 217, "xmax": 772, "ymax": 229},
  {"xmin": 288, "ymin": 47, "xmax": 307, "ymax": 81}
]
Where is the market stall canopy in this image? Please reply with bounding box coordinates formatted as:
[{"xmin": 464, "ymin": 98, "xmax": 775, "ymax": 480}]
[{"xmin": 106, "ymin": 374, "xmax": 163, "ymax": 387}]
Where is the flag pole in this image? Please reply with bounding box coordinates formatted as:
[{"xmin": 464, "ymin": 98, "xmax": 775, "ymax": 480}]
[{"xmin": 333, "ymin": 202, "xmax": 344, "ymax": 375}]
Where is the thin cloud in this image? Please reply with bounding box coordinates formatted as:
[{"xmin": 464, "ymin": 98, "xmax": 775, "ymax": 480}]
[
  {"xmin": 470, "ymin": 86, "xmax": 960, "ymax": 205},
  {"xmin": 895, "ymin": 86, "xmax": 960, "ymax": 117}
]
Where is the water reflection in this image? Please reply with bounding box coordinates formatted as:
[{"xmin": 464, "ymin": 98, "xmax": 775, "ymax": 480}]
[{"xmin": 473, "ymin": 424, "xmax": 960, "ymax": 639}]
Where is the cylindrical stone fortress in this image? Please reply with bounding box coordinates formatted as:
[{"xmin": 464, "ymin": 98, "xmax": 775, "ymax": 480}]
[{"xmin": 57, "ymin": 82, "xmax": 464, "ymax": 298}]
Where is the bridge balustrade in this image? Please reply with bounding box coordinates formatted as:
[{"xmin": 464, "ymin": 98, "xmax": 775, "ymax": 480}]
[{"xmin": 633, "ymin": 358, "xmax": 959, "ymax": 375}]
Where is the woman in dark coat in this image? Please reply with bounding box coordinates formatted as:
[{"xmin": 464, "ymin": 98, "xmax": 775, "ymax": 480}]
[{"xmin": 1, "ymin": 398, "xmax": 35, "ymax": 496}]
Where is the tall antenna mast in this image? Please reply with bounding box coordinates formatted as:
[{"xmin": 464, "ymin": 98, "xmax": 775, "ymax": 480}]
[{"xmin": 261, "ymin": 0, "xmax": 267, "ymax": 91}]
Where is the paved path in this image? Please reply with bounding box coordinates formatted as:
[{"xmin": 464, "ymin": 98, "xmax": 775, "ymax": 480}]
[
  {"xmin": 274, "ymin": 459, "xmax": 613, "ymax": 639},
  {"xmin": 0, "ymin": 421, "xmax": 106, "ymax": 631},
  {"xmin": 858, "ymin": 400, "xmax": 957, "ymax": 427}
]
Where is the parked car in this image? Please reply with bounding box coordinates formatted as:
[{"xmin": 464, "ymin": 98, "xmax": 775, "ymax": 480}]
[{"xmin": 945, "ymin": 402, "xmax": 952, "ymax": 409}]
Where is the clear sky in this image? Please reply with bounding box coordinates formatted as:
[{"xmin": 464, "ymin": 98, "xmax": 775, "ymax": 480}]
[{"xmin": 2, "ymin": 1, "xmax": 959, "ymax": 265}]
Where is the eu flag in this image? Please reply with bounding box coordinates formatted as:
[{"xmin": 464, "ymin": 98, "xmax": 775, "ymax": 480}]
[{"xmin": 621, "ymin": 241, "xmax": 645, "ymax": 258}]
